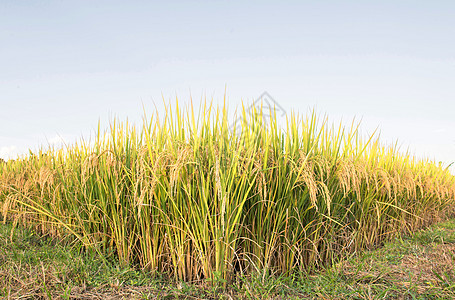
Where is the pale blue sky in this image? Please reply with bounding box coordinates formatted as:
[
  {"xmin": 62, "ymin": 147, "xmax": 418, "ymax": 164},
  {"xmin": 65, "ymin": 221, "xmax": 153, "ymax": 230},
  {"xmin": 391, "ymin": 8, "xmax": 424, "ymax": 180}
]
[{"xmin": 1, "ymin": 1, "xmax": 455, "ymax": 169}]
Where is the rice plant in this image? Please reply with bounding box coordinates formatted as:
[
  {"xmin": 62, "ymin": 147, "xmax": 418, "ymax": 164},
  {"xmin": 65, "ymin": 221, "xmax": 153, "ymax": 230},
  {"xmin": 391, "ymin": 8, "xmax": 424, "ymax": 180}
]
[{"xmin": 1, "ymin": 100, "xmax": 454, "ymax": 284}]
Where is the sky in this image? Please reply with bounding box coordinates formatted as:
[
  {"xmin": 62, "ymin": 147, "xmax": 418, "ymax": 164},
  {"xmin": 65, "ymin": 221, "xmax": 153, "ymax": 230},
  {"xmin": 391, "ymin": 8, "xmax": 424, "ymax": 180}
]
[{"xmin": 1, "ymin": 1, "xmax": 455, "ymax": 169}]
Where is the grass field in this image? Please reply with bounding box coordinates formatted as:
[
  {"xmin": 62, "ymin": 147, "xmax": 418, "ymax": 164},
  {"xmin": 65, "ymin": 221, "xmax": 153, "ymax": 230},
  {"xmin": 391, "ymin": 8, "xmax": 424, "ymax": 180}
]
[
  {"xmin": 1, "ymin": 217, "xmax": 454, "ymax": 299},
  {"xmin": 1, "ymin": 100, "xmax": 455, "ymax": 292}
]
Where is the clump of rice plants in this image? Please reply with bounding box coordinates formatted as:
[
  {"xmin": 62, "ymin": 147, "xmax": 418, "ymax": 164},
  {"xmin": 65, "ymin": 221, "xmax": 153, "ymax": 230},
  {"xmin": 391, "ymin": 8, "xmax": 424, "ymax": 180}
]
[{"xmin": 1, "ymin": 100, "xmax": 454, "ymax": 284}]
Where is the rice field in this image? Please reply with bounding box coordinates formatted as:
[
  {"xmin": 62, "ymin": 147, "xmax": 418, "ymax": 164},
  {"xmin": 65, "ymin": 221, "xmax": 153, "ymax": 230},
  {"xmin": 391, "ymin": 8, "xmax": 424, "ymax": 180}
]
[{"xmin": 1, "ymin": 100, "xmax": 454, "ymax": 285}]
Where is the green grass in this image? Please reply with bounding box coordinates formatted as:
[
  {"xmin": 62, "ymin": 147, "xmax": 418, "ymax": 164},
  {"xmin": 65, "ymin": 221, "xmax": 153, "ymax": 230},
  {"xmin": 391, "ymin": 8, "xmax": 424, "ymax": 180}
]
[
  {"xmin": 0, "ymin": 220, "xmax": 162, "ymax": 299},
  {"xmin": 2, "ymin": 217, "xmax": 454, "ymax": 299}
]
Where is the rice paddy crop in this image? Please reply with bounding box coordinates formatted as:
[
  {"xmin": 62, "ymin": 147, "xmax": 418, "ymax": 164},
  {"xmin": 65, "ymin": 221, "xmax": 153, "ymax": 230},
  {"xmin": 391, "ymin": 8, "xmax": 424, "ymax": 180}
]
[{"xmin": 1, "ymin": 100, "xmax": 454, "ymax": 284}]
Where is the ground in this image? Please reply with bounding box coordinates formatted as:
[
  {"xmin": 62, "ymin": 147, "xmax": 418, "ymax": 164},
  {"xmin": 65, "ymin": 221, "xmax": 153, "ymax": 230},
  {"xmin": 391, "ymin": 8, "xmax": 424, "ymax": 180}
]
[{"xmin": 1, "ymin": 219, "xmax": 454, "ymax": 299}]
